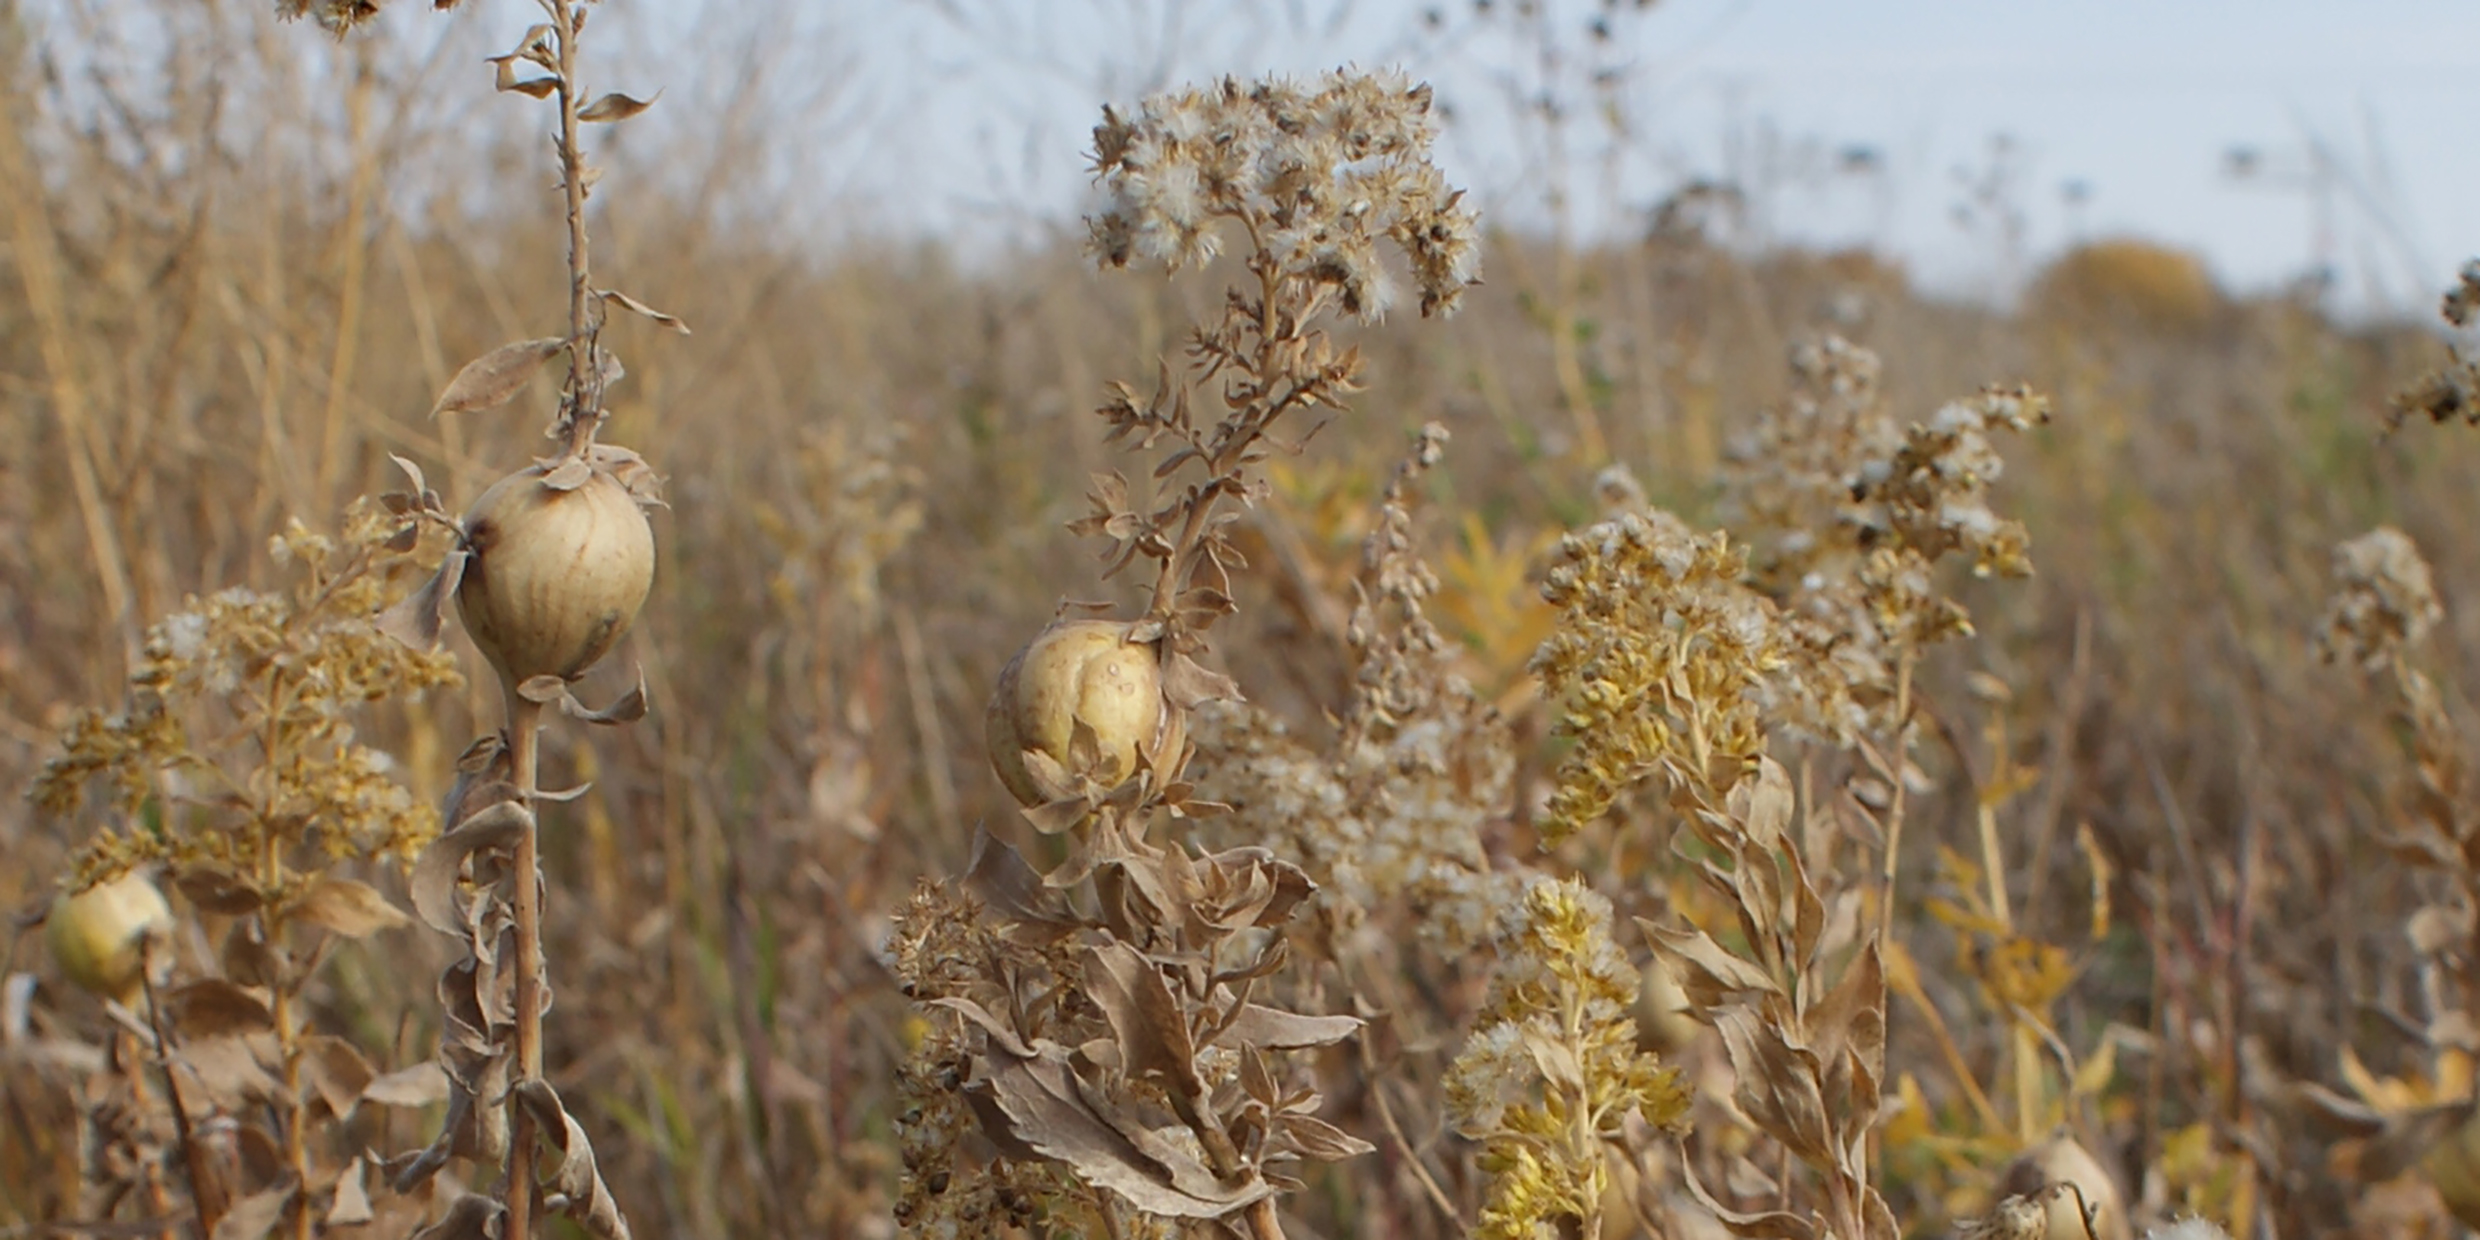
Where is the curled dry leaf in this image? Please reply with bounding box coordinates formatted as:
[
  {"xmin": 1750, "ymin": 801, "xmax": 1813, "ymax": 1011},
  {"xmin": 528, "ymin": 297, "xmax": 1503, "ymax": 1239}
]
[
  {"xmin": 576, "ymin": 90, "xmax": 657, "ymax": 122},
  {"xmin": 411, "ymin": 801, "xmax": 530, "ymax": 936},
  {"xmin": 558, "ymin": 675, "xmax": 647, "ymax": 726},
  {"xmin": 513, "ymin": 1079, "xmax": 633, "ymax": 1240},
  {"xmin": 539, "ymin": 457, "xmax": 594, "ymax": 492},
  {"xmin": 378, "ymin": 550, "xmax": 468, "ymax": 650},
  {"xmin": 491, "ymin": 56, "xmax": 559, "ymax": 99},
  {"xmin": 409, "ymin": 1194, "xmax": 506, "ymax": 1240},
  {"xmin": 431, "ymin": 337, "xmax": 566, "ymax": 417},
  {"xmin": 962, "ymin": 826, "xmax": 1080, "ymax": 934},
  {"xmin": 598, "ymin": 289, "xmax": 689, "ymax": 334},
  {"xmin": 292, "ymin": 877, "xmax": 411, "ymax": 938},
  {"xmin": 516, "ymin": 674, "xmax": 570, "ymax": 705},
  {"xmin": 939, "ymin": 1001, "xmax": 1278, "ymax": 1221}
]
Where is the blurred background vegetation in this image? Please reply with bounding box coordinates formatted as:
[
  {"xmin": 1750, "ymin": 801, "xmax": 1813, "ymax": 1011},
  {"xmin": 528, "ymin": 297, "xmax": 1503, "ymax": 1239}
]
[{"xmin": 4, "ymin": 1, "xmax": 2478, "ymax": 1236}]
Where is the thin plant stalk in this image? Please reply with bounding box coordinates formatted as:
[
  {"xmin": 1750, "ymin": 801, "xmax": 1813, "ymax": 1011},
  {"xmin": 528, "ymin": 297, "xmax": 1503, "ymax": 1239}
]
[
  {"xmin": 504, "ymin": 694, "xmax": 547, "ymax": 1238},
  {"xmin": 138, "ymin": 963, "xmax": 225, "ymax": 1236},
  {"xmin": 548, "ymin": 0, "xmax": 598, "ymax": 455}
]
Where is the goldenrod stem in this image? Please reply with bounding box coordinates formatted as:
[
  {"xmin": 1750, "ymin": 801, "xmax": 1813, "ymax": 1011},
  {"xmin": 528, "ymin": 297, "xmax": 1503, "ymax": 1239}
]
[{"xmin": 505, "ymin": 693, "xmax": 546, "ymax": 1238}]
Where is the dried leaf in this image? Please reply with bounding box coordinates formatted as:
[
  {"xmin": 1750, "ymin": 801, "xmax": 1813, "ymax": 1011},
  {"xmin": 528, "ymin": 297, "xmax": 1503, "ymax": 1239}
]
[
  {"xmin": 173, "ymin": 1036, "xmax": 281, "ymax": 1109},
  {"xmin": 964, "ymin": 1035, "xmax": 1275, "ymax": 1219},
  {"xmin": 221, "ymin": 923, "xmax": 282, "ymax": 988},
  {"xmin": 432, "ymin": 338, "xmax": 565, "ymax": 417},
  {"xmin": 539, "ymin": 456, "xmax": 593, "ymax": 491},
  {"xmin": 513, "ymin": 1079, "xmax": 633, "ymax": 1240},
  {"xmin": 1715, "ymin": 1007, "xmax": 1834, "ymax": 1167},
  {"xmin": 1520, "ymin": 1026, "xmax": 1586, "ymax": 1090},
  {"xmin": 1679, "ymin": 1155, "xmax": 1817, "ymax": 1240},
  {"xmin": 210, "ymin": 1179, "xmax": 298, "ymax": 1240},
  {"xmin": 378, "ymin": 551, "xmax": 467, "ymax": 650},
  {"xmin": 387, "ymin": 452, "xmax": 433, "ymax": 501},
  {"xmin": 598, "ymin": 289, "xmax": 689, "ymax": 334},
  {"xmin": 293, "ymin": 878, "xmax": 410, "ymax": 938},
  {"xmin": 1085, "ymin": 941, "xmax": 1202, "ymax": 1097},
  {"xmin": 558, "ymin": 677, "xmax": 647, "ymax": 726},
  {"xmin": 167, "ymin": 980, "xmax": 276, "ymax": 1039},
  {"xmin": 963, "ymin": 828, "xmax": 1078, "ymax": 931},
  {"xmin": 1732, "ymin": 756, "xmax": 1795, "ymax": 850},
  {"xmin": 1213, "ymin": 1004, "xmax": 1360, "ymax": 1051},
  {"xmin": 1273, "ymin": 1112, "xmax": 1374, "ymax": 1161},
  {"xmin": 1160, "ymin": 651, "xmax": 1241, "ymax": 709},
  {"xmin": 177, "ymin": 866, "xmax": 266, "ymax": 915},
  {"xmin": 517, "ymin": 674, "xmax": 569, "ymax": 704},
  {"xmin": 491, "ymin": 58, "xmax": 559, "ymax": 98},
  {"xmin": 362, "ymin": 1061, "xmax": 452, "ymax": 1109},
  {"xmin": 411, "ymin": 801, "xmax": 530, "ymax": 935},
  {"xmin": 577, "ymin": 91, "xmax": 658, "ymax": 123},
  {"xmin": 409, "ymin": 1194, "xmax": 505, "ymax": 1240},
  {"xmin": 300, "ymin": 1035, "xmax": 376, "ymax": 1119},
  {"xmin": 326, "ymin": 1156, "xmax": 374, "ymax": 1228},
  {"xmin": 1643, "ymin": 921, "xmax": 1780, "ymax": 1008}
]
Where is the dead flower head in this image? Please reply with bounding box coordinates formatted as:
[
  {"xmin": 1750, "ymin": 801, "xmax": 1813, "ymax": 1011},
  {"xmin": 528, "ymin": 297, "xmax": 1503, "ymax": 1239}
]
[
  {"xmin": 2319, "ymin": 526, "xmax": 2444, "ymax": 673},
  {"xmin": 1088, "ymin": 69, "xmax": 1481, "ymax": 319}
]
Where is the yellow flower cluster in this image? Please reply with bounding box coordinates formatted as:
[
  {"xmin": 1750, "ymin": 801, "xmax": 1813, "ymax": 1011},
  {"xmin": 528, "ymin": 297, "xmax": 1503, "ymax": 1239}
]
[
  {"xmin": 1531, "ymin": 509, "xmax": 1786, "ymax": 842},
  {"xmin": 1444, "ymin": 877, "xmax": 1688, "ymax": 1240}
]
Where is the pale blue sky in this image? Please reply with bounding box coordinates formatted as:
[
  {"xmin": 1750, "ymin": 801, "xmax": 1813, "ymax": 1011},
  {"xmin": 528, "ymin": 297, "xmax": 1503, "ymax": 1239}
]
[{"xmin": 370, "ymin": 0, "xmax": 2480, "ymax": 315}]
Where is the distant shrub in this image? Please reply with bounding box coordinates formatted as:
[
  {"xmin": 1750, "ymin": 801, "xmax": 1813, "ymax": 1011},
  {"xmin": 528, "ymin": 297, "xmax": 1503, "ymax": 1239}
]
[{"xmin": 2028, "ymin": 238, "xmax": 2222, "ymax": 335}]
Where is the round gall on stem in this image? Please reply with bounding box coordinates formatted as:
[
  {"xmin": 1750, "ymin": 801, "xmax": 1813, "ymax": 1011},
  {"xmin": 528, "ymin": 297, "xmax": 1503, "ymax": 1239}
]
[
  {"xmin": 986, "ymin": 619, "xmax": 1163, "ymax": 807},
  {"xmin": 47, "ymin": 871, "xmax": 173, "ymax": 1003},
  {"xmin": 456, "ymin": 463, "xmax": 655, "ymax": 689}
]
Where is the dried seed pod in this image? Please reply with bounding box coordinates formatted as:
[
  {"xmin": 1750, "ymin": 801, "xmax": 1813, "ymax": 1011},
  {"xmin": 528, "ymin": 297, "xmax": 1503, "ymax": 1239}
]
[
  {"xmin": 456, "ymin": 459, "xmax": 656, "ymax": 688},
  {"xmin": 48, "ymin": 872, "xmax": 173, "ymax": 1002},
  {"xmin": 1999, "ymin": 1135, "xmax": 2128, "ymax": 1240},
  {"xmin": 985, "ymin": 619, "xmax": 1162, "ymax": 806}
]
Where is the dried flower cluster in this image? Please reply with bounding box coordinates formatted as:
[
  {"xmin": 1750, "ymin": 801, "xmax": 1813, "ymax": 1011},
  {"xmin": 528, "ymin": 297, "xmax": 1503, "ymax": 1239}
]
[
  {"xmin": 1515, "ymin": 337, "xmax": 2050, "ymax": 1240},
  {"xmin": 1443, "ymin": 876, "xmax": 1688, "ymax": 1240},
  {"xmin": 1089, "ymin": 69, "xmax": 1480, "ymax": 319},
  {"xmin": 905, "ymin": 69, "xmax": 1476, "ymax": 1240},
  {"xmin": 37, "ymin": 504, "xmax": 460, "ymax": 887},
  {"xmin": 1723, "ymin": 337, "xmax": 2049, "ymax": 744},
  {"xmin": 2316, "ymin": 526, "xmax": 2444, "ymax": 673},
  {"xmin": 2391, "ymin": 259, "xmax": 2480, "ymax": 429},
  {"xmin": 2308, "ymin": 526, "xmax": 2480, "ymax": 1226},
  {"xmin": 1190, "ymin": 423, "xmax": 1519, "ymax": 948},
  {"xmin": 30, "ymin": 503, "xmax": 462, "ymax": 1239}
]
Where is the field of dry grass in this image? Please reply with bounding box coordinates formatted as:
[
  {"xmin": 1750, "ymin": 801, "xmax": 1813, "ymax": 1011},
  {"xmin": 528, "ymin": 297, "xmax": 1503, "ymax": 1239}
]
[{"xmin": 8, "ymin": 4, "xmax": 2480, "ymax": 1239}]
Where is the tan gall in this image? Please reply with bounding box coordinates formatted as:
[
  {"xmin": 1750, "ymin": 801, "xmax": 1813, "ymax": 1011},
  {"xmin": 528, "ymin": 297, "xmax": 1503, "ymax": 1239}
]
[
  {"xmin": 48, "ymin": 872, "xmax": 173, "ymax": 1002},
  {"xmin": 457, "ymin": 463, "xmax": 655, "ymax": 688},
  {"xmin": 985, "ymin": 619, "xmax": 1163, "ymax": 806}
]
